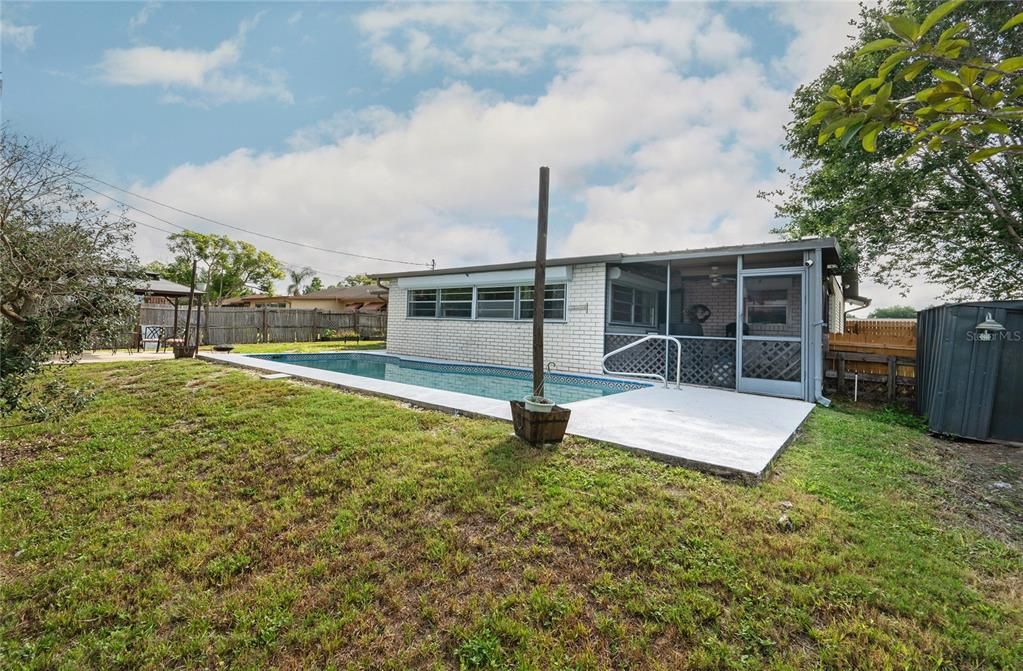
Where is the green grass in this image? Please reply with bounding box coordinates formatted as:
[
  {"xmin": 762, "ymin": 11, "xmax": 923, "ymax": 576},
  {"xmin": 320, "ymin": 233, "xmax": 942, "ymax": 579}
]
[
  {"xmin": 2, "ymin": 361, "xmax": 1020, "ymax": 670},
  {"xmin": 203, "ymin": 339, "xmax": 385, "ymax": 354}
]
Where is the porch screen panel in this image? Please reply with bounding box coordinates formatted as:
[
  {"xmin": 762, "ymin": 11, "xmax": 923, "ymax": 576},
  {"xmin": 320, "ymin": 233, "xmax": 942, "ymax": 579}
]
[{"xmin": 741, "ymin": 273, "xmax": 803, "ymax": 383}]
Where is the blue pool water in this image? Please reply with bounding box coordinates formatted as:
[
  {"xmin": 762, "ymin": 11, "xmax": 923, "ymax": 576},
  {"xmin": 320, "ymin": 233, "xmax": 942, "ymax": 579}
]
[{"xmin": 249, "ymin": 352, "xmax": 648, "ymax": 403}]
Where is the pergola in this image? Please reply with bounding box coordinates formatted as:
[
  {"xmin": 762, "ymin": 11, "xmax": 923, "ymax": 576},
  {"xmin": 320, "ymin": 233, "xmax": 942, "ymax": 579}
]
[{"xmin": 134, "ymin": 276, "xmax": 201, "ymax": 348}]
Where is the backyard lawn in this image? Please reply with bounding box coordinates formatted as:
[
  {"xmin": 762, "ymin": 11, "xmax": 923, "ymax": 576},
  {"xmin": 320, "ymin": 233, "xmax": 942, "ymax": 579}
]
[{"xmin": 1, "ymin": 360, "xmax": 1020, "ymax": 670}]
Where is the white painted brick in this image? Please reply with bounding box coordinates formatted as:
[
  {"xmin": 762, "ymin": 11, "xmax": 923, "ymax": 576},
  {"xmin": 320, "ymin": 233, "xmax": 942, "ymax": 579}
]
[{"xmin": 385, "ymin": 263, "xmax": 607, "ymax": 374}]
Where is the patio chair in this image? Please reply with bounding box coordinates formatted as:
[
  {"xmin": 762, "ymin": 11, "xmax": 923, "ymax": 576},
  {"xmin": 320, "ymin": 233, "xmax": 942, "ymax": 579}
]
[{"xmin": 140, "ymin": 325, "xmax": 166, "ymax": 353}]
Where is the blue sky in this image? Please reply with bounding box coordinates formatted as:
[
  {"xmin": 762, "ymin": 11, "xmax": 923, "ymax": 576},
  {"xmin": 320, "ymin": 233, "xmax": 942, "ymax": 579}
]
[{"xmin": 1, "ymin": 1, "xmax": 937, "ymax": 306}]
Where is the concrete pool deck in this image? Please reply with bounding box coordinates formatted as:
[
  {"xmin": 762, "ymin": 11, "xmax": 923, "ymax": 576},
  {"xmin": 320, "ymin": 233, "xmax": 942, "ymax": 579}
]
[{"xmin": 200, "ymin": 351, "xmax": 814, "ymax": 481}]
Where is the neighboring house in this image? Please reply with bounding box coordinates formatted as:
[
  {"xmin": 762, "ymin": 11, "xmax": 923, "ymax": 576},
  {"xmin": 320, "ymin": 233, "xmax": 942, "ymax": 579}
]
[
  {"xmin": 372, "ymin": 238, "xmax": 852, "ymax": 403},
  {"xmin": 220, "ymin": 285, "xmax": 388, "ymax": 312}
]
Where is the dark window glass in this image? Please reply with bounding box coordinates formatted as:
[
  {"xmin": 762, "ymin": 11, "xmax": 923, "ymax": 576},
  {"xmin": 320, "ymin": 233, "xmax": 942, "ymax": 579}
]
[
  {"xmin": 476, "ymin": 286, "xmax": 515, "ymax": 319},
  {"xmin": 408, "ymin": 288, "xmax": 437, "ymax": 317},
  {"xmin": 438, "ymin": 287, "xmax": 473, "ymax": 318},
  {"xmin": 519, "ymin": 284, "xmax": 565, "ymax": 320}
]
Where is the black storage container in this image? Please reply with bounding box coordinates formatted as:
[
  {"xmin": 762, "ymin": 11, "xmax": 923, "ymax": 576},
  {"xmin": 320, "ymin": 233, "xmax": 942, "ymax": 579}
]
[{"xmin": 917, "ymin": 301, "xmax": 1023, "ymax": 444}]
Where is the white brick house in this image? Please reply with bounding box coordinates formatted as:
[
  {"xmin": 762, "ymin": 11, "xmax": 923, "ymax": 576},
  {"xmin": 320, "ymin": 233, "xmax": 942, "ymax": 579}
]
[{"xmin": 373, "ymin": 238, "xmax": 848, "ymax": 403}]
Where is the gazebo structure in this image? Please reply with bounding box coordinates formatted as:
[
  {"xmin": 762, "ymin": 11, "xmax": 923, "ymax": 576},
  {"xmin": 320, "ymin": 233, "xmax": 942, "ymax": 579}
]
[{"xmin": 133, "ymin": 273, "xmax": 204, "ymax": 351}]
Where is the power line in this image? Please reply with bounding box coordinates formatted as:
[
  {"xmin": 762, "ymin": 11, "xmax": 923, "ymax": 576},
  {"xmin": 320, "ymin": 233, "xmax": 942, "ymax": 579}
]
[
  {"xmin": 25, "ymin": 146, "xmax": 433, "ymax": 267},
  {"xmin": 71, "ymin": 178, "xmax": 359, "ymax": 280}
]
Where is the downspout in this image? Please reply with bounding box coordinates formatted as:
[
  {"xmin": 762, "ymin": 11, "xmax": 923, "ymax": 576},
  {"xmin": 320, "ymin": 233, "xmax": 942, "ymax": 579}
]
[{"xmin": 811, "ymin": 249, "xmax": 832, "ymax": 407}]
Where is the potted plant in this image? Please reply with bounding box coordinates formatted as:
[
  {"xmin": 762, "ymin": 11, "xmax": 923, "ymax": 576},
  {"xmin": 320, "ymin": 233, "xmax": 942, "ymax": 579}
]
[
  {"xmin": 511, "ymin": 380, "xmax": 571, "ymax": 445},
  {"xmin": 523, "ymin": 394, "xmax": 555, "ymax": 413}
]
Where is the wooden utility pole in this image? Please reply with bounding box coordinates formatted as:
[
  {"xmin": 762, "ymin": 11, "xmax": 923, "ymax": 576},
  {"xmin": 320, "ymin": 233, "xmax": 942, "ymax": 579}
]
[
  {"xmin": 532, "ymin": 166, "xmax": 550, "ymax": 399},
  {"xmin": 182, "ymin": 259, "xmax": 198, "ymax": 349}
]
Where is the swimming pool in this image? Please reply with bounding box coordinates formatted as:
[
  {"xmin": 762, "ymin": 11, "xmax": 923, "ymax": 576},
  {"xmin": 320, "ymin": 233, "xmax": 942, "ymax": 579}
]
[{"xmin": 248, "ymin": 352, "xmax": 648, "ymax": 403}]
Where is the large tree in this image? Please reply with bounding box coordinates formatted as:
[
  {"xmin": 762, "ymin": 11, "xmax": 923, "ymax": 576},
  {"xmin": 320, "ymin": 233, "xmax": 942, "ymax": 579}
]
[
  {"xmin": 1, "ymin": 128, "xmax": 141, "ymax": 421},
  {"xmin": 766, "ymin": 0, "xmax": 1023, "ymax": 300},
  {"xmin": 149, "ymin": 231, "xmax": 284, "ymax": 305}
]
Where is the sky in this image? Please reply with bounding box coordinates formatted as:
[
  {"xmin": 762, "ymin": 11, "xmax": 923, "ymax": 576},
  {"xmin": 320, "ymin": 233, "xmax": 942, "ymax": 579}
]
[{"xmin": 1, "ymin": 0, "xmax": 943, "ymax": 308}]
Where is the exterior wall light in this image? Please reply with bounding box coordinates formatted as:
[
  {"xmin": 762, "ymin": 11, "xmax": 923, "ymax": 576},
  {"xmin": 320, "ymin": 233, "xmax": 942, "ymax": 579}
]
[{"xmin": 974, "ymin": 312, "xmax": 1005, "ymax": 342}]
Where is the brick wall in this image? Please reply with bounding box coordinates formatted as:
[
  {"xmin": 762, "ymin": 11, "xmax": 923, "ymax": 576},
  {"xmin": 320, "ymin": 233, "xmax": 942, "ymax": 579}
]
[
  {"xmin": 680, "ymin": 278, "xmax": 736, "ymax": 337},
  {"xmin": 384, "ymin": 263, "xmax": 608, "ymax": 374}
]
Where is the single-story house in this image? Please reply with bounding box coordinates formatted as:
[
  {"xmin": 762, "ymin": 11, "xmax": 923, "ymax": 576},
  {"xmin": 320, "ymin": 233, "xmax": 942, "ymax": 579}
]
[
  {"xmin": 220, "ymin": 285, "xmax": 387, "ymax": 313},
  {"xmin": 372, "ymin": 238, "xmax": 852, "ymax": 403}
]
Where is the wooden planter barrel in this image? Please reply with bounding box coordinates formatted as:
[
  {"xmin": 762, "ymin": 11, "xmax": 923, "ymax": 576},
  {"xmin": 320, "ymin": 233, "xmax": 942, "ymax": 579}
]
[
  {"xmin": 173, "ymin": 345, "xmax": 198, "ymax": 359},
  {"xmin": 510, "ymin": 401, "xmax": 571, "ymax": 446}
]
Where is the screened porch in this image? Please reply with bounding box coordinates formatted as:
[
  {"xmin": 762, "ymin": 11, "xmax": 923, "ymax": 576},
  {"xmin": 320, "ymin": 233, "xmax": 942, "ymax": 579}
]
[{"xmin": 602, "ymin": 248, "xmax": 822, "ymax": 400}]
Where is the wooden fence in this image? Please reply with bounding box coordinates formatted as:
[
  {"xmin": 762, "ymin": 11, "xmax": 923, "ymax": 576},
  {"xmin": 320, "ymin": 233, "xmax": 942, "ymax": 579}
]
[
  {"xmin": 825, "ymin": 318, "xmax": 917, "ymax": 402},
  {"xmin": 133, "ymin": 305, "xmax": 386, "ymax": 346}
]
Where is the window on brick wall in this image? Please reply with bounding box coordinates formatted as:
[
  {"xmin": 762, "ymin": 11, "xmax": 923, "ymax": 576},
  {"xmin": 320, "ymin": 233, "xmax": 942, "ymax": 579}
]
[
  {"xmin": 518, "ymin": 284, "xmax": 566, "ymax": 321},
  {"xmin": 407, "ymin": 283, "xmax": 567, "ymax": 320},
  {"xmin": 476, "ymin": 286, "xmax": 516, "ymax": 319},
  {"xmin": 408, "ymin": 289, "xmax": 438, "ymax": 317},
  {"xmin": 439, "ymin": 287, "xmax": 473, "ymax": 318},
  {"xmin": 610, "ymin": 283, "xmax": 656, "ymax": 327}
]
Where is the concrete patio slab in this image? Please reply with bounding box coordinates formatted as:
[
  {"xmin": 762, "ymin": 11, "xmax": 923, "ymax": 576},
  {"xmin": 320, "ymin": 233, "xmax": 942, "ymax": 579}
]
[{"xmin": 200, "ymin": 351, "xmax": 814, "ymax": 480}]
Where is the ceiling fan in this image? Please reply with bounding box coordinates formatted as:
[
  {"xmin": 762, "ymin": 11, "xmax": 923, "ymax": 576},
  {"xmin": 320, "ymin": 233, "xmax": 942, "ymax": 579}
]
[{"xmin": 708, "ymin": 265, "xmax": 737, "ymax": 288}]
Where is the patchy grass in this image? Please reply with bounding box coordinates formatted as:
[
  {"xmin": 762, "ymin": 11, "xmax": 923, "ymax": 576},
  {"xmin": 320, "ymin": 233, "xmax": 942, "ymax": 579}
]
[
  {"xmin": 203, "ymin": 340, "xmax": 385, "ymax": 354},
  {"xmin": 1, "ymin": 361, "xmax": 1020, "ymax": 670}
]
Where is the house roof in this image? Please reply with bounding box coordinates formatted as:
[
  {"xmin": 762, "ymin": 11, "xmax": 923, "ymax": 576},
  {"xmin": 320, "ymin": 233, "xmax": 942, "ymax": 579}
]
[
  {"xmin": 135, "ymin": 277, "xmax": 204, "ymax": 298},
  {"xmin": 295, "ymin": 285, "xmax": 387, "ymax": 301},
  {"xmin": 219, "ymin": 285, "xmax": 388, "ymax": 305},
  {"xmin": 370, "ymin": 237, "xmax": 841, "ymax": 280}
]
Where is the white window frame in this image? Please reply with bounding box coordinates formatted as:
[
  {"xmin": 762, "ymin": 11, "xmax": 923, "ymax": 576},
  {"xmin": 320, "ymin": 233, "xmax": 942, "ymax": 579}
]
[
  {"xmin": 608, "ymin": 282, "xmax": 657, "ymax": 328},
  {"xmin": 407, "ymin": 284, "xmax": 568, "ymax": 322}
]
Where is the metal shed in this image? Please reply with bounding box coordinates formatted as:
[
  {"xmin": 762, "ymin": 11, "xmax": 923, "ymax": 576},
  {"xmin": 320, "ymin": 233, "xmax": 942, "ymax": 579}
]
[{"xmin": 917, "ymin": 301, "xmax": 1023, "ymax": 444}]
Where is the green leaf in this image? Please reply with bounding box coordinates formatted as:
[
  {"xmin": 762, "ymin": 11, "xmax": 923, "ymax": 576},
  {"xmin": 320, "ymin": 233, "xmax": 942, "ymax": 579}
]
[
  {"xmin": 885, "ymin": 14, "xmax": 920, "ymax": 42},
  {"xmin": 878, "ymin": 50, "xmax": 912, "ymax": 77},
  {"xmin": 968, "ymin": 146, "xmax": 1010, "ymax": 162},
  {"xmin": 919, "ymin": 0, "xmax": 966, "ymax": 37},
  {"xmin": 980, "ymin": 119, "xmax": 1012, "ymax": 134},
  {"xmin": 959, "ymin": 66, "xmax": 979, "ymax": 86},
  {"xmin": 982, "ymin": 70, "xmax": 1004, "ymax": 86},
  {"xmin": 826, "ymin": 84, "xmax": 848, "ymax": 101},
  {"xmin": 932, "ymin": 69, "xmax": 960, "ymax": 82},
  {"xmin": 902, "ymin": 60, "xmax": 929, "ymax": 81},
  {"xmin": 841, "ymin": 122, "xmax": 865, "ymax": 147},
  {"xmin": 861, "ymin": 124, "xmax": 882, "ymax": 152},
  {"xmin": 858, "ymin": 38, "xmax": 902, "ymax": 55},
  {"xmin": 938, "ymin": 21, "xmax": 968, "ymax": 43},
  {"xmin": 874, "ymin": 81, "xmax": 893, "ymax": 108},
  {"xmin": 852, "ymin": 77, "xmax": 884, "ymax": 97},
  {"xmin": 1000, "ymin": 11, "xmax": 1023, "ymax": 32},
  {"xmin": 996, "ymin": 56, "xmax": 1023, "ymax": 73}
]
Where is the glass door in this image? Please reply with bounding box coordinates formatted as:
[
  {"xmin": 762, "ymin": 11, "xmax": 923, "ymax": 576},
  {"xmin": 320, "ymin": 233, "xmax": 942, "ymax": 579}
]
[{"xmin": 736, "ymin": 270, "xmax": 805, "ymax": 398}]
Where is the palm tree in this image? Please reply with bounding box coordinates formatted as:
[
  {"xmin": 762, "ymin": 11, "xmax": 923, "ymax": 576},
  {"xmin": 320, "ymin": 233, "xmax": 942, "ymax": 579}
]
[{"xmin": 286, "ymin": 266, "xmax": 314, "ymax": 296}]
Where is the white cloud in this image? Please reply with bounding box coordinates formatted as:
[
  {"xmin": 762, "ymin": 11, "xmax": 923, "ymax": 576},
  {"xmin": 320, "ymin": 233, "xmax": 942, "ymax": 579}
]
[
  {"xmin": 1, "ymin": 20, "xmax": 37, "ymax": 51},
  {"xmin": 356, "ymin": 3, "xmax": 750, "ymax": 77},
  {"xmin": 129, "ymin": 2, "xmax": 161, "ymax": 32},
  {"xmin": 772, "ymin": 0, "xmax": 861, "ymax": 84},
  {"xmin": 129, "ymin": 2, "xmax": 939, "ymax": 307},
  {"xmin": 287, "ymin": 11, "xmax": 303, "ymax": 26},
  {"xmin": 97, "ymin": 13, "xmax": 292, "ymax": 105}
]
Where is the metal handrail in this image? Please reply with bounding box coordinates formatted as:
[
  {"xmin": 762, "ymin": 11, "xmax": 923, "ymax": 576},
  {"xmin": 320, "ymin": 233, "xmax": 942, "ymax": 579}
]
[{"xmin": 602, "ymin": 335, "xmax": 682, "ymax": 389}]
